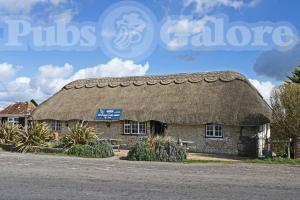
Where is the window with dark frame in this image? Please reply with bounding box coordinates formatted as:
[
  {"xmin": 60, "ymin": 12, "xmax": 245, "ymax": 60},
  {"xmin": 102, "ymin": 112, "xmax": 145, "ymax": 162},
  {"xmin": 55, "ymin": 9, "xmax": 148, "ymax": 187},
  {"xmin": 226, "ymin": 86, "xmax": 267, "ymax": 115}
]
[
  {"xmin": 51, "ymin": 120, "xmax": 61, "ymax": 132},
  {"xmin": 124, "ymin": 120, "xmax": 147, "ymax": 135},
  {"xmin": 206, "ymin": 124, "xmax": 223, "ymax": 138},
  {"xmin": 7, "ymin": 117, "xmax": 19, "ymax": 125}
]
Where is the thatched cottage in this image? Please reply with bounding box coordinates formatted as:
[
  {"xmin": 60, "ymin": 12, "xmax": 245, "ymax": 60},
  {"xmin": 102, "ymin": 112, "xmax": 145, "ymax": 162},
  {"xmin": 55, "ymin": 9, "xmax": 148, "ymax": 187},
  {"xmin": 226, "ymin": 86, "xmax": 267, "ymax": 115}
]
[{"xmin": 32, "ymin": 71, "xmax": 271, "ymax": 155}]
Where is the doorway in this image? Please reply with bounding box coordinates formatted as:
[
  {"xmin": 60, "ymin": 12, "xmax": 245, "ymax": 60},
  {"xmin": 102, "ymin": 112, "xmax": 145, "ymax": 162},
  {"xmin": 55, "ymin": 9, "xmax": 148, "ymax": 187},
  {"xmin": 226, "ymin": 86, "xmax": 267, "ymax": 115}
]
[{"xmin": 150, "ymin": 120, "xmax": 167, "ymax": 136}]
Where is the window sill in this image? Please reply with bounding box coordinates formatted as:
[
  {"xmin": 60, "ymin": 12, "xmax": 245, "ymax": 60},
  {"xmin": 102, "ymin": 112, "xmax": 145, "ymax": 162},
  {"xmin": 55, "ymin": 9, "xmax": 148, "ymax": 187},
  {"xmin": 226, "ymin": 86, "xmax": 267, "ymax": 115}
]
[
  {"xmin": 205, "ymin": 137, "xmax": 224, "ymax": 140},
  {"xmin": 122, "ymin": 134, "xmax": 147, "ymax": 136}
]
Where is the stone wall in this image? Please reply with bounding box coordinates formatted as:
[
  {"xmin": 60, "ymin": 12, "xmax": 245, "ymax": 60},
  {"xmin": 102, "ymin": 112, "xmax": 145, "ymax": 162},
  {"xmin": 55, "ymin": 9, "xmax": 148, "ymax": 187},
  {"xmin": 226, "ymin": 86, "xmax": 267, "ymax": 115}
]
[
  {"xmin": 44, "ymin": 119, "xmax": 258, "ymax": 155},
  {"xmin": 165, "ymin": 124, "xmax": 241, "ymax": 155},
  {"xmin": 44, "ymin": 120, "xmax": 148, "ymax": 147}
]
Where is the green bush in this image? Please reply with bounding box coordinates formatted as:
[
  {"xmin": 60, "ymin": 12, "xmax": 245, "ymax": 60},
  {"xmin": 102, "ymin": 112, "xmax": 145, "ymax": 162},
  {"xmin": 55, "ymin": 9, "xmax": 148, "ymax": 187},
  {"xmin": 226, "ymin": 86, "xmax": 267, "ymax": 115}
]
[
  {"xmin": 55, "ymin": 135, "xmax": 72, "ymax": 148},
  {"xmin": 155, "ymin": 141, "xmax": 187, "ymax": 162},
  {"xmin": 127, "ymin": 140, "xmax": 156, "ymax": 161},
  {"xmin": 89, "ymin": 140, "xmax": 114, "ymax": 158},
  {"xmin": 127, "ymin": 137, "xmax": 187, "ymax": 162},
  {"xmin": 66, "ymin": 141, "xmax": 114, "ymax": 158},
  {"xmin": 271, "ymin": 141, "xmax": 289, "ymax": 157}
]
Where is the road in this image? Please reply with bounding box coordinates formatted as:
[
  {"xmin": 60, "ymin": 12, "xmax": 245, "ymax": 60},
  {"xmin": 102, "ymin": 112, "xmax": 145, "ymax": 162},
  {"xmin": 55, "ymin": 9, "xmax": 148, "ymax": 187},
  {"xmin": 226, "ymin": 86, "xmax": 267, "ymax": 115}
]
[{"xmin": 0, "ymin": 152, "xmax": 299, "ymax": 200}]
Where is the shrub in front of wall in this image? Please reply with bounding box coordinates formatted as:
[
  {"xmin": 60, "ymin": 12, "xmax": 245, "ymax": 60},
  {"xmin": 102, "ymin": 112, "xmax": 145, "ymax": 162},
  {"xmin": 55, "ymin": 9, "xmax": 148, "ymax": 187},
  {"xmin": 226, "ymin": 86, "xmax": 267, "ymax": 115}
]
[
  {"xmin": 54, "ymin": 135, "xmax": 72, "ymax": 149},
  {"xmin": 127, "ymin": 140, "xmax": 157, "ymax": 161},
  {"xmin": 127, "ymin": 137, "xmax": 187, "ymax": 162},
  {"xmin": 67, "ymin": 144, "xmax": 94, "ymax": 157},
  {"xmin": 66, "ymin": 141, "xmax": 114, "ymax": 158},
  {"xmin": 155, "ymin": 141, "xmax": 187, "ymax": 162},
  {"xmin": 153, "ymin": 136, "xmax": 187, "ymax": 162},
  {"xmin": 88, "ymin": 140, "xmax": 114, "ymax": 158}
]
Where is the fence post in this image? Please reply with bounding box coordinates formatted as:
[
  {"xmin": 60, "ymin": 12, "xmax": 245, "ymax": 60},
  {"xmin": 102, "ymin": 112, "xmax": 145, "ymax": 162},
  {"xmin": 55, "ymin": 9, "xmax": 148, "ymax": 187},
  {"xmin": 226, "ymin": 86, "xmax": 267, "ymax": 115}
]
[{"xmin": 287, "ymin": 138, "xmax": 291, "ymax": 159}]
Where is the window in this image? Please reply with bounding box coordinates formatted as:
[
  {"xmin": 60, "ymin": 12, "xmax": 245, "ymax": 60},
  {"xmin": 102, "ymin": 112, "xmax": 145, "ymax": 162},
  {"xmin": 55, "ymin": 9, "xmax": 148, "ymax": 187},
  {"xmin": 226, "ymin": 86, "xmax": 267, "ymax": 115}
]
[
  {"xmin": 51, "ymin": 120, "xmax": 61, "ymax": 132},
  {"xmin": 8, "ymin": 117, "xmax": 19, "ymax": 125},
  {"xmin": 206, "ymin": 124, "xmax": 223, "ymax": 138},
  {"xmin": 124, "ymin": 120, "xmax": 147, "ymax": 135}
]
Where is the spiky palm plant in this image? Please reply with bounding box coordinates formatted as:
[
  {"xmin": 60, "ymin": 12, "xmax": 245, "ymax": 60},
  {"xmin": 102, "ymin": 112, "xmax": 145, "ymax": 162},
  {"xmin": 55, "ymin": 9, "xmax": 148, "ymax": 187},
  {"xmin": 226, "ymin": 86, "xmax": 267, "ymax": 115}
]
[
  {"xmin": 67, "ymin": 121, "xmax": 97, "ymax": 145},
  {"xmin": 15, "ymin": 122, "xmax": 50, "ymax": 153},
  {"xmin": 0, "ymin": 122, "xmax": 22, "ymax": 144}
]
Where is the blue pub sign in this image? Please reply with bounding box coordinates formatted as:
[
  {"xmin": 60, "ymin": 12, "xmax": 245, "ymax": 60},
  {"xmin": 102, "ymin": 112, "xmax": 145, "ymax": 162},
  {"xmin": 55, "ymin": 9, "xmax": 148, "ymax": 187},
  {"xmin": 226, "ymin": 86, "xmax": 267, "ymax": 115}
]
[{"xmin": 96, "ymin": 109, "xmax": 123, "ymax": 120}]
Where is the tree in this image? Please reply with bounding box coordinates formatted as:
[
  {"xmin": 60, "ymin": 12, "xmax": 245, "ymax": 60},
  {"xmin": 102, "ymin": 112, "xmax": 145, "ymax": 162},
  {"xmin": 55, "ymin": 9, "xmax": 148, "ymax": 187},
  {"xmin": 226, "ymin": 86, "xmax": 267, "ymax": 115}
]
[
  {"xmin": 271, "ymin": 83, "xmax": 300, "ymax": 138},
  {"xmin": 287, "ymin": 66, "xmax": 300, "ymax": 83}
]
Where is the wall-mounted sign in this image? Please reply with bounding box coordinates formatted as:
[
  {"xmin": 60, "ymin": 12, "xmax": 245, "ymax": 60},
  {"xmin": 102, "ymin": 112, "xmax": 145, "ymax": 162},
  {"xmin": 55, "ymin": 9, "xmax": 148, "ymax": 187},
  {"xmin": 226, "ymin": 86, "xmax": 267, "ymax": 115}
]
[{"xmin": 96, "ymin": 109, "xmax": 123, "ymax": 120}]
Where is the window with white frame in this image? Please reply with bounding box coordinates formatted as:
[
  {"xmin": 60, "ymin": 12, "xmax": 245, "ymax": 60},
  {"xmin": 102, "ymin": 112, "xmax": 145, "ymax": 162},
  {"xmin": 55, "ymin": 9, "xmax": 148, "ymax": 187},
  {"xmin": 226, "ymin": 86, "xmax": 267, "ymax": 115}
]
[
  {"xmin": 206, "ymin": 124, "xmax": 223, "ymax": 138},
  {"xmin": 124, "ymin": 120, "xmax": 146, "ymax": 135},
  {"xmin": 51, "ymin": 120, "xmax": 61, "ymax": 132},
  {"xmin": 8, "ymin": 117, "xmax": 19, "ymax": 124}
]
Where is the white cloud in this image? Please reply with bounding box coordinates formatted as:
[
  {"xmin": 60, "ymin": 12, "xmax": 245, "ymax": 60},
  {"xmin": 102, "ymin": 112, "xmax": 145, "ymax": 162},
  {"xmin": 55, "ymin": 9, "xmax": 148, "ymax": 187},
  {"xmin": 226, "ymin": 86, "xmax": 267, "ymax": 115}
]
[
  {"xmin": 0, "ymin": 0, "xmax": 40, "ymax": 14},
  {"xmin": 0, "ymin": 58, "xmax": 150, "ymax": 108},
  {"xmin": 1, "ymin": 76, "xmax": 46, "ymax": 104},
  {"xmin": 71, "ymin": 58, "xmax": 149, "ymax": 80},
  {"xmin": 249, "ymin": 79, "xmax": 275, "ymax": 103},
  {"xmin": 49, "ymin": 0, "xmax": 67, "ymax": 6},
  {"xmin": 167, "ymin": 38, "xmax": 189, "ymax": 50},
  {"xmin": 38, "ymin": 63, "xmax": 73, "ymax": 79},
  {"xmin": 169, "ymin": 16, "xmax": 214, "ymax": 35},
  {"xmin": 0, "ymin": 63, "xmax": 16, "ymax": 80},
  {"xmin": 0, "ymin": 0, "xmax": 66, "ymax": 14},
  {"xmin": 49, "ymin": 9, "xmax": 75, "ymax": 23},
  {"xmin": 164, "ymin": 16, "xmax": 216, "ymax": 50},
  {"xmin": 0, "ymin": 0, "xmax": 76, "ymax": 24},
  {"xmin": 184, "ymin": 0, "xmax": 260, "ymax": 14}
]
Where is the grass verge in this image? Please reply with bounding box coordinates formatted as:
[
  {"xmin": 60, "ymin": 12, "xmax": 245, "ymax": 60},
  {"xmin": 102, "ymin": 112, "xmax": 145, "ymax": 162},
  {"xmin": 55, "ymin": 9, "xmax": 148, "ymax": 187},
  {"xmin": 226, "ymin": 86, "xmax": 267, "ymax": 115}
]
[
  {"xmin": 182, "ymin": 157, "xmax": 300, "ymax": 165},
  {"xmin": 245, "ymin": 157, "xmax": 300, "ymax": 165},
  {"xmin": 182, "ymin": 159, "xmax": 236, "ymax": 164}
]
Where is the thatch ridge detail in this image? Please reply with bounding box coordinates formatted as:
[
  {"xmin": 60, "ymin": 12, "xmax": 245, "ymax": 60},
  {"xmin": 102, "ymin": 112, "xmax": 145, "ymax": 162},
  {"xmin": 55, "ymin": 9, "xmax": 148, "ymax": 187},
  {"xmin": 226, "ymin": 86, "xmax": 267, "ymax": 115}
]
[{"xmin": 63, "ymin": 71, "xmax": 246, "ymax": 90}]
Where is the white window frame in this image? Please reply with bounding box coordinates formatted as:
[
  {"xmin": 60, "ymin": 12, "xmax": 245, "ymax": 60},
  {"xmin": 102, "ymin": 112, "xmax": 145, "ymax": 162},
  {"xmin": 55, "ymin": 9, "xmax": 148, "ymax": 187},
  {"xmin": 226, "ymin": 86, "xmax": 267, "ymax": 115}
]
[
  {"xmin": 7, "ymin": 117, "xmax": 19, "ymax": 124},
  {"xmin": 206, "ymin": 124, "xmax": 223, "ymax": 138},
  {"xmin": 124, "ymin": 120, "xmax": 146, "ymax": 135},
  {"xmin": 51, "ymin": 120, "xmax": 61, "ymax": 132}
]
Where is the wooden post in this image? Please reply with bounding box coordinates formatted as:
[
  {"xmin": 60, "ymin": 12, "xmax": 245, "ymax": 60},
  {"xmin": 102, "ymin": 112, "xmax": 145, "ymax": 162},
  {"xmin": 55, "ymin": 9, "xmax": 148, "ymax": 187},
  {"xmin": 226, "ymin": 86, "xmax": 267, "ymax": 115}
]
[{"xmin": 287, "ymin": 139, "xmax": 291, "ymax": 159}]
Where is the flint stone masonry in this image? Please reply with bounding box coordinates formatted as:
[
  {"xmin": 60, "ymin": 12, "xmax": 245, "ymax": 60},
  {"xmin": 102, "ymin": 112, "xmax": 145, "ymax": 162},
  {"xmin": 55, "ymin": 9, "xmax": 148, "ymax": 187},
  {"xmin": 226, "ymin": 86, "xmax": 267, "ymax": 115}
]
[{"xmin": 45, "ymin": 119, "xmax": 260, "ymax": 155}]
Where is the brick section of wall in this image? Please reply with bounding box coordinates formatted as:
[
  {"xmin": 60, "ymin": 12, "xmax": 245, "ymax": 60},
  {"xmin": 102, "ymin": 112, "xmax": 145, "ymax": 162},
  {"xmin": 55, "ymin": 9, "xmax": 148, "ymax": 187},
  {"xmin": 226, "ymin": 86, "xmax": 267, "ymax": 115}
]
[{"xmin": 294, "ymin": 137, "xmax": 300, "ymax": 159}]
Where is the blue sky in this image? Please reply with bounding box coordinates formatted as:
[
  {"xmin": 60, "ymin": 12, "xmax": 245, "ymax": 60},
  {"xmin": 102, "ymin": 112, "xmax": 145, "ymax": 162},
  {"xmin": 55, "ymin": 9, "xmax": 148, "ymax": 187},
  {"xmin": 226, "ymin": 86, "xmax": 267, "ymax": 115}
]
[{"xmin": 0, "ymin": 0, "xmax": 300, "ymax": 109}]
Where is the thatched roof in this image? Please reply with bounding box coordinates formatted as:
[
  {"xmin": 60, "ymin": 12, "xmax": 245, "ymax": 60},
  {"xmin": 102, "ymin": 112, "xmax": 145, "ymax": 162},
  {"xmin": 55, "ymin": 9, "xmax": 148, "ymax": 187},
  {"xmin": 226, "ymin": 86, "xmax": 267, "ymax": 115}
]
[{"xmin": 32, "ymin": 71, "xmax": 271, "ymax": 126}]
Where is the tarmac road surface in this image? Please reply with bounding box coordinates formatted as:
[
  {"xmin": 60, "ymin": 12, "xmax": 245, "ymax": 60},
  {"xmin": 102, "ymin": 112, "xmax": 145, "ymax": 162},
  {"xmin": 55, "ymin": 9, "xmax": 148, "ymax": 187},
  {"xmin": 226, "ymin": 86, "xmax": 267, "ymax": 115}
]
[{"xmin": 0, "ymin": 152, "xmax": 299, "ymax": 200}]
